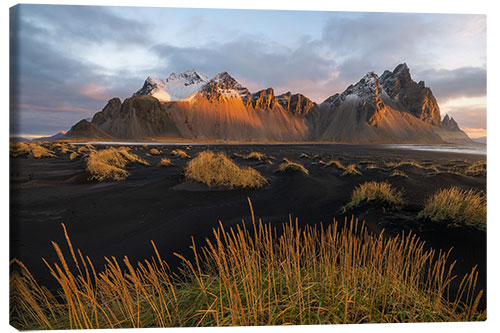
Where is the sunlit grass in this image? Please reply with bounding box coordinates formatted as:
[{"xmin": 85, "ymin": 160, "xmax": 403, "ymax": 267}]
[
  {"xmin": 160, "ymin": 158, "xmax": 174, "ymax": 167},
  {"xmin": 344, "ymin": 181, "xmax": 404, "ymax": 211},
  {"xmin": 341, "ymin": 164, "xmax": 362, "ymax": 176},
  {"xmin": 323, "ymin": 159, "xmax": 345, "ymax": 170},
  {"xmin": 418, "ymin": 187, "xmax": 486, "ymax": 230},
  {"xmin": 386, "ymin": 160, "xmax": 439, "ymax": 172},
  {"xmin": 171, "ymin": 149, "xmax": 190, "ymax": 159},
  {"xmin": 10, "ymin": 142, "xmax": 56, "ymax": 158},
  {"xmin": 390, "ymin": 170, "xmax": 408, "ymax": 178},
  {"xmin": 185, "ymin": 151, "xmax": 267, "ymax": 189},
  {"xmin": 465, "ymin": 161, "xmax": 486, "ymax": 177},
  {"xmin": 150, "ymin": 148, "xmax": 162, "ymax": 155},
  {"xmin": 86, "ymin": 147, "xmax": 149, "ymax": 182},
  {"xmin": 10, "ymin": 205, "xmax": 485, "ymax": 329},
  {"xmin": 276, "ymin": 158, "xmax": 309, "ymax": 175}
]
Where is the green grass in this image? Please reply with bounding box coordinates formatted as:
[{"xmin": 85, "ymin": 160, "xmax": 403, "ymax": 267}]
[
  {"xmin": 10, "ymin": 206, "xmax": 485, "ymax": 329},
  {"xmin": 417, "ymin": 187, "xmax": 486, "ymax": 230},
  {"xmin": 185, "ymin": 151, "xmax": 268, "ymax": 189},
  {"xmin": 344, "ymin": 181, "xmax": 404, "ymax": 211}
]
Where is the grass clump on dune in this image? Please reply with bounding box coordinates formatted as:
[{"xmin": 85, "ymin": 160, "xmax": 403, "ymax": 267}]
[
  {"xmin": 390, "ymin": 169, "xmax": 408, "ymax": 178},
  {"xmin": 10, "ymin": 210, "xmax": 485, "ymax": 330},
  {"xmin": 86, "ymin": 147, "xmax": 149, "ymax": 182},
  {"xmin": 465, "ymin": 161, "xmax": 486, "ymax": 177},
  {"xmin": 345, "ymin": 181, "xmax": 404, "ymax": 211},
  {"xmin": 243, "ymin": 151, "xmax": 266, "ymax": 161},
  {"xmin": 171, "ymin": 149, "xmax": 190, "ymax": 159},
  {"xmin": 150, "ymin": 148, "xmax": 162, "ymax": 155},
  {"xmin": 159, "ymin": 158, "xmax": 174, "ymax": 167},
  {"xmin": 417, "ymin": 187, "xmax": 486, "ymax": 230},
  {"xmin": 69, "ymin": 152, "xmax": 79, "ymax": 160},
  {"xmin": 185, "ymin": 151, "xmax": 267, "ymax": 189},
  {"xmin": 341, "ymin": 164, "xmax": 362, "ymax": 176},
  {"xmin": 10, "ymin": 142, "xmax": 56, "ymax": 158},
  {"xmin": 276, "ymin": 158, "xmax": 309, "ymax": 175},
  {"xmin": 323, "ymin": 159, "xmax": 345, "ymax": 170},
  {"xmin": 386, "ymin": 160, "xmax": 439, "ymax": 172}
]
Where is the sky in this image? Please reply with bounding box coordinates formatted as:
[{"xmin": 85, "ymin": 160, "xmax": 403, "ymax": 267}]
[{"xmin": 9, "ymin": 4, "xmax": 487, "ymax": 138}]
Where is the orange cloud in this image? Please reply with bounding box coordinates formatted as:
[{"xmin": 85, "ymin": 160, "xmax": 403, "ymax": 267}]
[
  {"xmin": 461, "ymin": 127, "xmax": 487, "ymax": 139},
  {"xmin": 80, "ymin": 83, "xmax": 111, "ymax": 102}
]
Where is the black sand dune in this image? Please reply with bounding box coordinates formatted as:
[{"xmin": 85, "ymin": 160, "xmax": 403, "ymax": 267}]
[{"xmin": 10, "ymin": 144, "xmax": 486, "ymax": 308}]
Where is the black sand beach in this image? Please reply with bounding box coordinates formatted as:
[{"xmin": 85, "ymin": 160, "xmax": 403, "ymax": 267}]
[{"xmin": 10, "ymin": 144, "xmax": 486, "ymax": 307}]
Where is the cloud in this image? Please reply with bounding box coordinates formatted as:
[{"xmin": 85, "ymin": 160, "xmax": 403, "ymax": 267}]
[
  {"xmin": 16, "ymin": 4, "xmax": 152, "ymax": 46},
  {"xmin": 151, "ymin": 37, "xmax": 337, "ymax": 100},
  {"xmin": 414, "ymin": 67, "xmax": 486, "ymax": 102}
]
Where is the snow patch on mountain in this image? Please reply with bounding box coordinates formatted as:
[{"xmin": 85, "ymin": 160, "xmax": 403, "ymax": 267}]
[
  {"xmin": 165, "ymin": 69, "xmax": 209, "ymax": 100},
  {"xmin": 134, "ymin": 76, "xmax": 171, "ymax": 102}
]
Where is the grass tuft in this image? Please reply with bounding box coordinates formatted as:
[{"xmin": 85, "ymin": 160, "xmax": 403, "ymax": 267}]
[
  {"xmin": 10, "ymin": 213, "xmax": 485, "ymax": 329},
  {"xmin": 160, "ymin": 158, "xmax": 174, "ymax": 167},
  {"xmin": 417, "ymin": 187, "xmax": 486, "ymax": 230},
  {"xmin": 185, "ymin": 151, "xmax": 267, "ymax": 189},
  {"xmin": 276, "ymin": 158, "xmax": 309, "ymax": 175},
  {"xmin": 171, "ymin": 149, "xmax": 190, "ymax": 159},
  {"xmin": 10, "ymin": 142, "xmax": 56, "ymax": 158},
  {"xmin": 150, "ymin": 148, "xmax": 162, "ymax": 155},
  {"xmin": 390, "ymin": 170, "xmax": 408, "ymax": 178},
  {"xmin": 69, "ymin": 152, "xmax": 79, "ymax": 160},
  {"xmin": 465, "ymin": 161, "xmax": 486, "ymax": 177},
  {"xmin": 323, "ymin": 160, "xmax": 345, "ymax": 170},
  {"xmin": 341, "ymin": 164, "xmax": 362, "ymax": 176},
  {"xmin": 386, "ymin": 160, "xmax": 439, "ymax": 172},
  {"xmin": 86, "ymin": 147, "xmax": 149, "ymax": 182},
  {"xmin": 243, "ymin": 151, "xmax": 266, "ymax": 161},
  {"xmin": 345, "ymin": 181, "xmax": 404, "ymax": 210}
]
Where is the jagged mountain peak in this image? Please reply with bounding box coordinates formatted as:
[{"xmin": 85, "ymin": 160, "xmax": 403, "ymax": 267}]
[
  {"xmin": 442, "ymin": 114, "xmax": 460, "ymax": 131},
  {"xmin": 201, "ymin": 72, "xmax": 250, "ymax": 101},
  {"xmin": 166, "ymin": 69, "xmax": 209, "ymax": 85}
]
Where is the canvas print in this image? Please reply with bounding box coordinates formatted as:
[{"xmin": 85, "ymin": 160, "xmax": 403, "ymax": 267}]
[{"xmin": 9, "ymin": 4, "xmax": 487, "ymax": 329}]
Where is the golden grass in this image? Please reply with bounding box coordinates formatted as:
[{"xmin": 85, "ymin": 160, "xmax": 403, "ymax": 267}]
[
  {"xmin": 390, "ymin": 170, "xmax": 408, "ymax": 178},
  {"xmin": 276, "ymin": 158, "xmax": 309, "ymax": 175},
  {"xmin": 323, "ymin": 159, "xmax": 345, "ymax": 170},
  {"xmin": 417, "ymin": 187, "xmax": 486, "ymax": 230},
  {"xmin": 69, "ymin": 152, "xmax": 79, "ymax": 160},
  {"xmin": 243, "ymin": 151, "xmax": 266, "ymax": 161},
  {"xmin": 465, "ymin": 161, "xmax": 486, "ymax": 177},
  {"xmin": 160, "ymin": 158, "xmax": 174, "ymax": 167},
  {"xmin": 86, "ymin": 147, "xmax": 149, "ymax": 182},
  {"xmin": 10, "ymin": 205, "xmax": 485, "ymax": 329},
  {"xmin": 185, "ymin": 151, "xmax": 268, "ymax": 189},
  {"xmin": 345, "ymin": 181, "xmax": 404, "ymax": 210},
  {"xmin": 386, "ymin": 160, "xmax": 439, "ymax": 172},
  {"xmin": 365, "ymin": 164, "xmax": 379, "ymax": 170},
  {"xmin": 341, "ymin": 164, "xmax": 362, "ymax": 176},
  {"xmin": 150, "ymin": 148, "xmax": 162, "ymax": 155},
  {"xmin": 10, "ymin": 142, "xmax": 56, "ymax": 158},
  {"xmin": 171, "ymin": 149, "xmax": 190, "ymax": 159}
]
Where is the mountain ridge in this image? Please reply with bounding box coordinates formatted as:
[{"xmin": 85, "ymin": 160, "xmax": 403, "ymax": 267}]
[{"xmin": 64, "ymin": 64, "xmax": 473, "ymax": 144}]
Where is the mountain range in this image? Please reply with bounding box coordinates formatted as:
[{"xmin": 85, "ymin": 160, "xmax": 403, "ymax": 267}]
[{"xmin": 63, "ymin": 63, "xmax": 472, "ymax": 143}]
